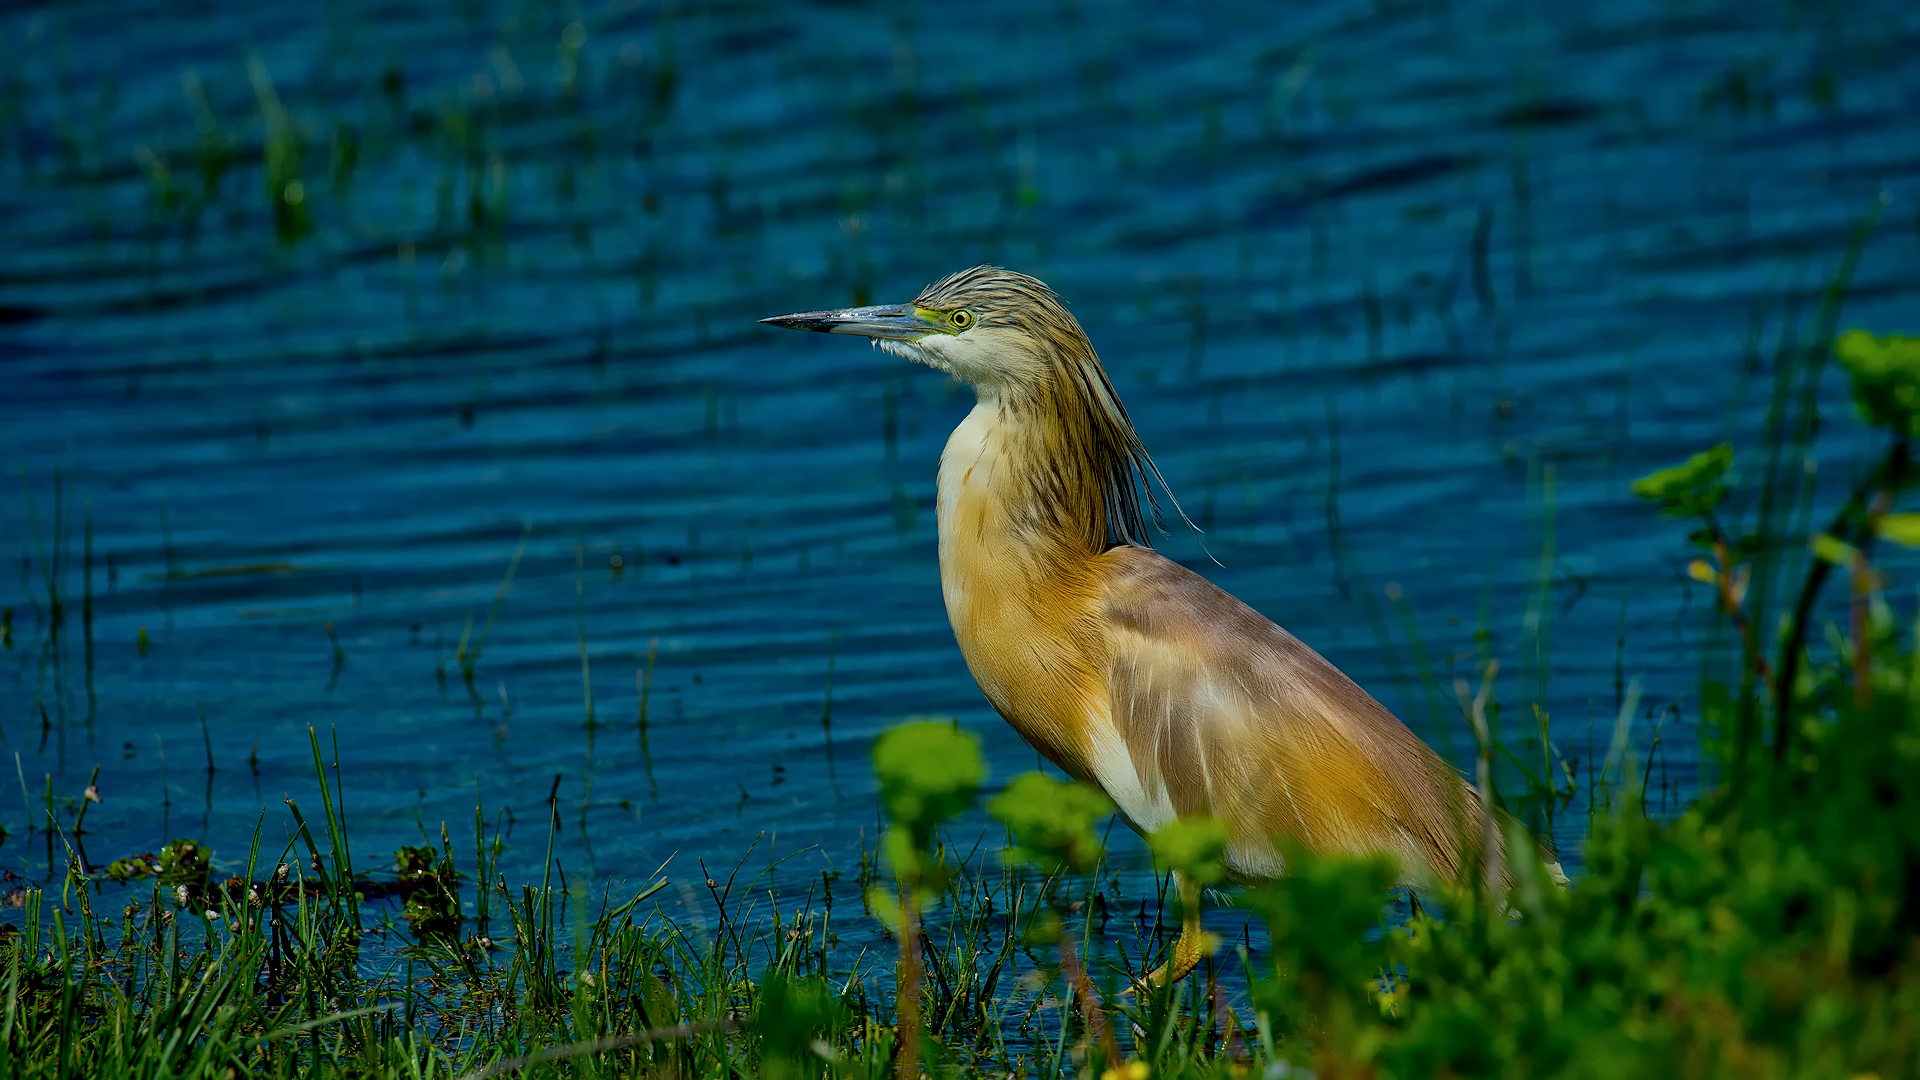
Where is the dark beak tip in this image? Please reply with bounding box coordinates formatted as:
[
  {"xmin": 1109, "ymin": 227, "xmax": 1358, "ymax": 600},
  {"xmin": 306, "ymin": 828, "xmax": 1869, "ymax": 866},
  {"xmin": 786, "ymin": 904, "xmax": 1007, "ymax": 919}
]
[
  {"xmin": 757, "ymin": 303, "xmax": 924, "ymax": 339},
  {"xmin": 760, "ymin": 312, "xmax": 815, "ymax": 330}
]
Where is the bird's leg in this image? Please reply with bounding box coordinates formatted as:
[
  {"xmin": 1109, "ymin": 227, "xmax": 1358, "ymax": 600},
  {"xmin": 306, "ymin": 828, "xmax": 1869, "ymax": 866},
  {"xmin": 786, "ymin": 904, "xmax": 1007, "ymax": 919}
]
[{"xmin": 1139, "ymin": 873, "xmax": 1217, "ymax": 989}]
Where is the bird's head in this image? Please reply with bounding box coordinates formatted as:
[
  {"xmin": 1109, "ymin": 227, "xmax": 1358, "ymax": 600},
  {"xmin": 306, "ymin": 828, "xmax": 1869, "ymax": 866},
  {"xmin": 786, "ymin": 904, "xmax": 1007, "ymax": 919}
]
[
  {"xmin": 763, "ymin": 265, "xmax": 1186, "ymax": 549},
  {"xmin": 760, "ymin": 265, "xmax": 1089, "ymax": 398}
]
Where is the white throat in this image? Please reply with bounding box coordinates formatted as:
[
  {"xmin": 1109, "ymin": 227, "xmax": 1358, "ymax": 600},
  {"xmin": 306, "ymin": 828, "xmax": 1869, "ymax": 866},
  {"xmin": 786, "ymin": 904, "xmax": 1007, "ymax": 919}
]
[
  {"xmin": 935, "ymin": 396, "xmax": 1047, "ymax": 633},
  {"xmin": 878, "ymin": 330, "xmax": 1047, "ymax": 397}
]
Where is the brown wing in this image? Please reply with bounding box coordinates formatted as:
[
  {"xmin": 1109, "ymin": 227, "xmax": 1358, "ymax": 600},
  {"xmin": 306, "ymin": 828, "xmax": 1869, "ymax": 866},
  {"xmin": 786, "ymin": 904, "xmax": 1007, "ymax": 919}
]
[{"xmin": 1095, "ymin": 545, "xmax": 1478, "ymax": 884}]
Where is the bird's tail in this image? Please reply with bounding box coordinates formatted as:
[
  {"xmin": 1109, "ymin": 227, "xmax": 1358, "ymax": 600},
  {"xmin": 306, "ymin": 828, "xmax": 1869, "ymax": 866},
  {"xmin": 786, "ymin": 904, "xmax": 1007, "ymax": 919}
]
[{"xmin": 1433, "ymin": 773, "xmax": 1567, "ymax": 895}]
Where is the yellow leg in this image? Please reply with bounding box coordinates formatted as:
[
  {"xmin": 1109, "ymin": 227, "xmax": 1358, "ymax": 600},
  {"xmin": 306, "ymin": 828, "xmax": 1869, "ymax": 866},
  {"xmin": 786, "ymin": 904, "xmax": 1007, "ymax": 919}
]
[{"xmin": 1139, "ymin": 882, "xmax": 1217, "ymax": 989}]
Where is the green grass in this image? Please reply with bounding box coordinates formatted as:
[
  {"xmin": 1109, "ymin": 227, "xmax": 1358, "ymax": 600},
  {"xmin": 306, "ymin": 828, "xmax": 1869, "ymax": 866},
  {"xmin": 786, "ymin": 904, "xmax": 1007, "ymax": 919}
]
[
  {"xmin": 8, "ymin": 583, "xmax": 1920, "ymax": 1080},
  {"xmin": 0, "ymin": 746, "xmax": 1210, "ymax": 1079}
]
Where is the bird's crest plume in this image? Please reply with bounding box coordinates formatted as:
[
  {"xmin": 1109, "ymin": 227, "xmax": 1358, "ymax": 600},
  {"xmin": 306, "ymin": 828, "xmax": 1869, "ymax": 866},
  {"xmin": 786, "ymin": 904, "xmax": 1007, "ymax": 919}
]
[{"xmin": 912, "ymin": 265, "xmax": 1189, "ymax": 551}]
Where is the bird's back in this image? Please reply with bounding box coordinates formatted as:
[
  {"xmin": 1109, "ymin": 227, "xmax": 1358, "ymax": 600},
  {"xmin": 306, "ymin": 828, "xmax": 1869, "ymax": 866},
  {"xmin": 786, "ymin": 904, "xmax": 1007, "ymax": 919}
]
[{"xmin": 1087, "ymin": 545, "xmax": 1478, "ymax": 884}]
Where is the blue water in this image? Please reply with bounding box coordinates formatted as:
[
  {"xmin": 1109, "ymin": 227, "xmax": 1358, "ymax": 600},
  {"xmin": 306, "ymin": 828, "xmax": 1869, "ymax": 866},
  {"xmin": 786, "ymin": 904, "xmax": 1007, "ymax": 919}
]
[{"xmin": 3, "ymin": 0, "xmax": 1918, "ymax": 947}]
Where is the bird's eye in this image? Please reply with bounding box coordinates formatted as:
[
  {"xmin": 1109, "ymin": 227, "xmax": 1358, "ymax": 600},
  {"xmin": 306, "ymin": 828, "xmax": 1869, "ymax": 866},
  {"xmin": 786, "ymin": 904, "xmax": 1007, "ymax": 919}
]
[{"xmin": 950, "ymin": 309, "xmax": 975, "ymax": 330}]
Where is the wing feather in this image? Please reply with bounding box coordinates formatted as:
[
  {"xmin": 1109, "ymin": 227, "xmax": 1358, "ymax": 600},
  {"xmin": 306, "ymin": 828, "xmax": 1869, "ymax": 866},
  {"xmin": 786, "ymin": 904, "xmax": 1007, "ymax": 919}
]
[{"xmin": 1095, "ymin": 546, "xmax": 1476, "ymax": 884}]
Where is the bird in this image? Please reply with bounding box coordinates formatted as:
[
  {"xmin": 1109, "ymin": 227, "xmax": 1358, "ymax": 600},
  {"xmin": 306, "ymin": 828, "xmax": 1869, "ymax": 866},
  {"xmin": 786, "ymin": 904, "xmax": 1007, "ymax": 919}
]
[{"xmin": 762, "ymin": 265, "xmax": 1557, "ymax": 984}]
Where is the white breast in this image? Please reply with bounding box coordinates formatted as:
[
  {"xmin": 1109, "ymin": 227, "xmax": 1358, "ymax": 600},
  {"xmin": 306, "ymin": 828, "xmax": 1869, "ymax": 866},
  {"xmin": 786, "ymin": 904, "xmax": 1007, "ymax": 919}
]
[
  {"xmin": 1084, "ymin": 724, "xmax": 1178, "ymax": 834},
  {"xmin": 935, "ymin": 402, "xmax": 1002, "ymax": 623}
]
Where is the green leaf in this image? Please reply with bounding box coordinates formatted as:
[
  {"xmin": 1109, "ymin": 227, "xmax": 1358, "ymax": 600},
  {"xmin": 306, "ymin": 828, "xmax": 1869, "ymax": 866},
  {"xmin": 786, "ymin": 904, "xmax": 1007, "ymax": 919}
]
[
  {"xmin": 394, "ymin": 845, "xmax": 438, "ymax": 879},
  {"xmin": 1244, "ymin": 844, "xmax": 1400, "ymax": 1037},
  {"xmin": 1631, "ymin": 444, "xmax": 1733, "ymax": 518},
  {"xmin": 1836, "ymin": 328, "xmax": 1920, "ymax": 432},
  {"xmin": 871, "ymin": 719, "xmax": 983, "ymax": 849},
  {"xmin": 1148, "ymin": 815, "xmax": 1231, "ymax": 887},
  {"xmin": 988, "ymin": 772, "xmax": 1112, "ymax": 874},
  {"xmin": 1875, "ymin": 513, "xmax": 1920, "ymax": 548},
  {"xmin": 156, "ymin": 838, "xmax": 212, "ymax": 886},
  {"xmin": 864, "ymin": 886, "xmax": 904, "ymax": 934},
  {"xmin": 1811, "ymin": 533, "xmax": 1860, "ymax": 567},
  {"xmin": 753, "ymin": 970, "xmax": 845, "ymax": 1080},
  {"xmin": 881, "ymin": 825, "xmax": 913, "ymax": 877}
]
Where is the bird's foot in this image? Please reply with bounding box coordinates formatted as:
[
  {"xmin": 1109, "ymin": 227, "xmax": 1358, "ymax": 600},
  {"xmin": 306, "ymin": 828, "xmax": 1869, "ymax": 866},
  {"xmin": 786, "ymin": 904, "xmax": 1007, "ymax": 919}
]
[{"xmin": 1131, "ymin": 922, "xmax": 1218, "ymax": 995}]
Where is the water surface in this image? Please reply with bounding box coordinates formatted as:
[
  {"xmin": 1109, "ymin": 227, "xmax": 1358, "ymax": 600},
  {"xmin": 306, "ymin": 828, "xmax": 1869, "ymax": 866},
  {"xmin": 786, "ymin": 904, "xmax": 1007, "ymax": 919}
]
[{"xmin": 3, "ymin": 0, "xmax": 1918, "ymax": 942}]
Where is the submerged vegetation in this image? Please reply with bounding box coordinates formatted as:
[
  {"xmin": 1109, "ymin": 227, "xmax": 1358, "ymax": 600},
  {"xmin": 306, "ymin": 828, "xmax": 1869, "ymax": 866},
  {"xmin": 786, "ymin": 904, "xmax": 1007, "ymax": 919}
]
[{"xmin": 5, "ymin": 303, "xmax": 1920, "ymax": 1074}]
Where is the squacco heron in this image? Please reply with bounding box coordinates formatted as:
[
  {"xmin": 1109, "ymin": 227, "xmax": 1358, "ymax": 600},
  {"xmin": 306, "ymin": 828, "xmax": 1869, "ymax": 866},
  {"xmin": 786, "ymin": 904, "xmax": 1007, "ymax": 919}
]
[{"xmin": 764, "ymin": 266, "xmax": 1555, "ymax": 983}]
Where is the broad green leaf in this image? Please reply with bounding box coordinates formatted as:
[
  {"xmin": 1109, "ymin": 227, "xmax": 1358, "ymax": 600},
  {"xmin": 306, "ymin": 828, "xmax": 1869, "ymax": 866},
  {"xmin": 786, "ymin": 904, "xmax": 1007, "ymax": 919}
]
[
  {"xmin": 1811, "ymin": 533, "xmax": 1860, "ymax": 567},
  {"xmin": 1148, "ymin": 815, "xmax": 1231, "ymax": 887},
  {"xmin": 753, "ymin": 970, "xmax": 845, "ymax": 1080},
  {"xmin": 989, "ymin": 771, "xmax": 1112, "ymax": 874},
  {"xmin": 1243, "ymin": 844, "xmax": 1400, "ymax": 1034},
  {"xmin": 872, "ymin": 719, "xmax": 983, "ymax": 849},
  {"xmin": 864, "ymin": 886, "xmax": 904, "ymax": 934},
  {"xmin": 156, "ymin": 838, "xmax": 213, "ymax": 885},
  {"xmin": 1631, "ymin": 444, "xmax": 1732, "ymax": 518},
  {"xmin": 1876, "ymin": 513, "xmax": 1920, "ymax": 548},
  {"xmin": 1836, "ymin": 329, "xmax": 1920, "ymax": 432}
]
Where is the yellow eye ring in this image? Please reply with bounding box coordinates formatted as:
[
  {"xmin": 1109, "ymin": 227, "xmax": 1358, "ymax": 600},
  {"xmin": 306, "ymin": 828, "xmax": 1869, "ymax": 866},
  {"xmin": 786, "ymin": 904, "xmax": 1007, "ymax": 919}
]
[{"xmin": 950, "ymin": 309, "xmax": 975, "ymax": 330}]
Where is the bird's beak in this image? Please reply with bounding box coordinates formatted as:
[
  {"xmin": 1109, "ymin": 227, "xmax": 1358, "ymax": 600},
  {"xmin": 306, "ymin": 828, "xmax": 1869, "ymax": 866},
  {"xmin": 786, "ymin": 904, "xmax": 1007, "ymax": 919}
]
[{"xmin": 759, "ymin": 303, "xmax": 942, "ymax": 342}]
